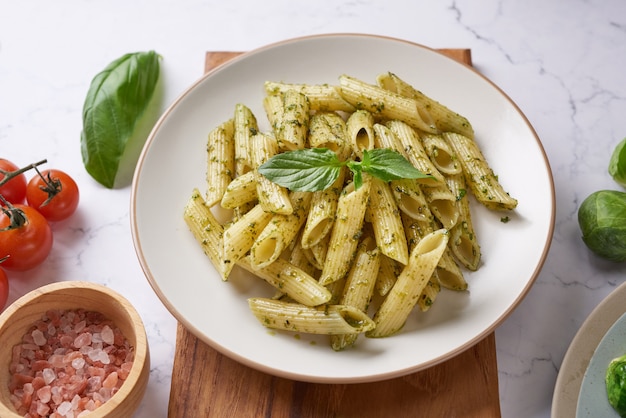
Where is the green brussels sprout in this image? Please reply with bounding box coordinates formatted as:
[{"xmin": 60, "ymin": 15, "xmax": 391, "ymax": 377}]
[
  {"xmin": 607, "ymin": 353, "xmax": 626, "ymax": 417},
  {"xmin": 578, "ymin": 190, "xmax": 626, "ymax": 262},
  {"xmin": 609, "ymin": 138, "xmax": 626, "ymax": 188}
]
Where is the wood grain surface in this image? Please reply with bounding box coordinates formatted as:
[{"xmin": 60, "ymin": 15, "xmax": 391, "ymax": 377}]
[{"xmin": 168, "ymin": 48, "xmax": 501, "ymax": 418}]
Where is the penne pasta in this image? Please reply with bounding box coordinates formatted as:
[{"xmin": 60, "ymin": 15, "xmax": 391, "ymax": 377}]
[
  {"xmin": 386, "ymin": 120, "xmax": 445, "ymax": 186},
  {"xmin": 366, "ymin": 177, "xmax": 409, "ymax": 265},
  {"xmin": 183, "ymin": 189, "xmax": 224, "ymax": 271},
  {"xmin": 250, "ymin": 132, "xmax": 293, "ymax": 214},
  {"xmin": 264, "ymin": 81, "xmax": 355, "ymax": 113},
  {"xmin": 263, "ymin": 93, "xmax": 283, "ymax": 132},
  {"xmin": 249, "ymin": 191, "xmax": 312, "ymax": 269},
  {"xmin": 205, "ymin": 118, "xmax": 235, "ymax": 207},
  {"xmin": 233, "ymin": 103, "xmax": 258, "ymax": 176},
  {"xmin": 421, "ymin": 183, "xmax": 459, "ymax": 229},
  {"xmin": 346, "ymin": 109, "xmax": 375, "ymax": 159},
  {"xmin": 330, "ymin": 237, "xmax": 381, "ymax": 350},
  {"xmin": 446, "ymin": 172, "xmax": 482, "ymax": 271},
  {"xmin": 376, "ymin": 71, "xmax": 475, "ymax": 139},
  {"xmin": 420, "ymin": 133, "xmax": 462, "ymax": 175},
  {"xmin": 367, "ymin": 228, "xmax": 449, "ymax": 338},
  {"xmin": 220, "ymin": 171, "xmax": 257, "ymax": 209},
  {"xmin": 443, "ymin": 132, "xmax": 518, "ymax": 211},
  {"xmin": 276, "ymin": 89, "xmax": 310, "ymax": 150},
  {"xmin": 238, "ymin": 256, "xmax": 331, "ymax": 306},
  {"xmin": 308, "ymin": 112, "xmax": 351, "ymax": 160},
  {"xmin": 338, "ymin": 74, "xmax": 438, "ymax": 134},
  {"xmin": 301, "ymin": 167, "xmax": 346, "ymax": 249},
  {"xmin": 222, "ymin": 203, "xmax": 273, "ymax": 279},
  {"xmin": 248, "ymin": 298, "xmax": 376, "ymax": 335},
  {"xmin": 319, "ymin": 180, "xmax": 371, "ymax": 286}
]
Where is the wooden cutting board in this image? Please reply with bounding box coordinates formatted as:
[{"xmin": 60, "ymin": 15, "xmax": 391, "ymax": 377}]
[{"xmin": 167, "ymin": 48, "xmax": 501, "ymax": 418}]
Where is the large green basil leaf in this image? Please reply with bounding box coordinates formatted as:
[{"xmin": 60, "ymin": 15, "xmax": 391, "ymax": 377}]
[{"xmin": 81, "ymin": 51, "xmax": 161, "ymax": 188}]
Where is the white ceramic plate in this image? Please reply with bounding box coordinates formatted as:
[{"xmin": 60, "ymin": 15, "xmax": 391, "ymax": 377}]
[
  {"xmin": 131, "ymin": 34, "xmax": 555, "ymax": 383},
  {"xmin": 553, "ymin": 281, "xmax": 626, "ymax": 417}
]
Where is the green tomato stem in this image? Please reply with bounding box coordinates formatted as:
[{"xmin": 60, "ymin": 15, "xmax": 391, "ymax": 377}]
[{"xmin": 0, "ymin": 159, "xmax": 48, "ymax": 187}]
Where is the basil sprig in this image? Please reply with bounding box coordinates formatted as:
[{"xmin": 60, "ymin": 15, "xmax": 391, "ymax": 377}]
[
  {"xmin": 258, "ymin": 148, "xmax": 431, "ymax": 192},
  {"xmin": 80, "ymin": 51, "xmax": 161, "ymax": 188}
]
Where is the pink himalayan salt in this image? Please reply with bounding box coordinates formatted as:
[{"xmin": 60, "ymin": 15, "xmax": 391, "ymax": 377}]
[{"xmin": 8, "ymin": 308, "xmax": 135, "ymax": 417}]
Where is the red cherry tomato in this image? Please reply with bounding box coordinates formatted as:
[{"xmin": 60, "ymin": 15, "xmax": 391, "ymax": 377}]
[
  {"xmin": 0, "ymin": 159, "xmax": 27, "ymax": 204},
  {"xmin": 0, "ymin": 204, "xmax": 53, "ymax": 271},
  {"xmin": 0, "ymin": 266, "xmax": 8, "ymax": 311},
  {"xmin": 26, "ymin": 169, "xmax": 79, "ymax": 222}
]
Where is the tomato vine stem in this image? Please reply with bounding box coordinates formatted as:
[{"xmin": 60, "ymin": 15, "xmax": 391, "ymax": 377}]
[{"xmin": 0, "ymin": 159, "xmax": 47, "ymax": 188}]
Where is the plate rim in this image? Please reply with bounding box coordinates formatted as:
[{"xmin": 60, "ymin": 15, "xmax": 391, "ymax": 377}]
[
  {"xmin": 130, "ymin": 33, "xmax": 556, "ymax": 383},
  {"xmin": 552, "ymin": 280, "xmax": 626, "ymax": 417}
]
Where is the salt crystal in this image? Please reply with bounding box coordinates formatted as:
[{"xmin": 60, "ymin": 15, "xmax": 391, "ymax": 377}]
[
  {"xmin": 32, "ymin": 329, "xmax": 47, "ymax": 346},
  {"xmin": 48, "ymin": 323, "xmax": 57, "ymax": 336},
  {"xmin": 101, "ymin": 326, "xmax": 114, "ymax": 345},
  {"xmin": 91, "ymin": 332, "xmax": 103, "ymax": 344},
  {"xmin": 37, "ymin": 385, "xmax": 52, "ymax": 403},
  {"xmin": 42, "ymin": 368, "xmax": 56, "ymax": 385},
  {"xmin": 102, "ymin": 372, "xmax": 118, "ymax": 389},
  {"xmin": 73, "ymin": 333, "xmax": 92, "ymax": 349},
  {"xmin": 36, "ymin": 400, "xmax": 51, "ymax": 416},
  {"xmin": 71, "ymin": 357, "xmax": 85, "ymax": 370},
  {"xmin": 49, "ymin": 354, "xmax": 65, "ymax": 368},
  {"xmin": 57, "ymin": 400, "xmax": 72, "ymax": 415},
  {"xmin": 74, "ymin": 320, "xmax": 86, "ymax": 333}
]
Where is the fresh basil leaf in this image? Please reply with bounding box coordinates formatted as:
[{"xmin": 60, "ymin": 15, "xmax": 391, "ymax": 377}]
[
  {"xmin": 361, "ymin": 148, "xmax": 432, "ymax": 182},
  {"xmin": 258, "ymin": 148, "xmax": 343, "ymax": 192},
  {"xmin": 81, "ymin": 51, "xmax": 162, "ymax": 188}
]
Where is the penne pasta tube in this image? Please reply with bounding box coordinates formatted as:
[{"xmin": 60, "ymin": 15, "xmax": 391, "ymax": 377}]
[
  {"xmin": 250, "ymin": 132, "xmax": 293, "ymax": 214},
  {"xmin": 386, "ymin": 120, "xmax": 445, "ymax": 186},
  {"xmin": 250, "ymin": 191, "xmax": 312, "ymax": 269},
  {"xmin": 222, "ymin": 203, "xmax": 273, "ymax": 279},
  {"xmin": 183, "ymin": 189, "xmax": 224, "ymax": 271},
  {"xmin": 401, "ymin": 211, "xmax": 467, "ymax": 291},
  {"xmin": 420, "ymin": 133, "xmax": 462, "ymax": 175},
  {"xmin": 263, "ymin": 93, "xmax": 283, "ymax": 132},
  {"xmin": 248, "ymin": 298, "xmax": 376, "ymax": 335},
  {"xmin": 446, "ymin": 172, "xmax": 482, "ymax": 270},
  {"xmin": 375, "ymin": 254, "xmax": 401, "ymax": 297},
  {"xmin": 422, "ymin": 183, "xmax": 459, "ymax": 229},
  {"xmin": 238, "ymin": 256, "xmax": 331, "ymax": 306},
  {"xmin": 338, "ymin": 74, "xmax": 438, "ymax": 134},
  {"xmin": 367, "ymin": 228, "xmax": 449, "ymax": 338},
  {"xmin": 443, "ymin": 132, "xmax": 518, "ymax": 211},
  {"xmin": 308, "ymin": 112, "xmax": 351, "ymax": 161},
  {"xmin": 264, "ymin": 81, "xmax": 355, "ymax": 113},
  {"xmin": 319, "ymin": 180, "xmax": 371, "ymax": 286},
  {"xmin": 346, "ymin": 109, "xmax": 375, "ymax": 159},
  {"xmin": 366, "ymin": 177, "xmax": 409, "ymax": 265},
  {"xmin": 276, "ymin": 89, "xmax": 310, "ymax": 150},
  {"xmin": 301, "ymin": 167, "xmax": 346, "ymax": 249},
  {"xmin": 387, "ymin": 178, "xmax": 431, "ymax": 222},
  {"xmin": 417, "ymin": 275, "xmax": 441, "ymax": 312},
  {"xmin": 306, "ymin": 233, "xmax": 330, "ymax": 270},
  {"xmin": 205, "ymin": 119, "xmax": 235, "ymax": 207},
  {"xmin": 331, "ymin": 237, "xmax": 380, "ymax": 350},
  {"xmin": 288, "ymin": 232, "xmax": 320, "ymax": 278},
  {"xmin": 233, "ymin": 103, "xmax": 258, "ymax": 176},
  {"xmin": 376, "ymin": 72, "xmax": 474, "ymax": 139},
  {"xmin": 220, "ymin": 171, "xmax": 257, "ymax": 209}
]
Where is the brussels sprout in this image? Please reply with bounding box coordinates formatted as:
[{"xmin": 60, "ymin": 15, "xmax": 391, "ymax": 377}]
[
  {"xmin": 609, "ymin": 138, "xmax": 626, "ymax": 188},
  {"xmin": 578, "ymin": 190, "xmax": 626, "ymax": 262},
  {"xmin": 607, "ymin": 353, "xmax": 626, "ymax": 417}
]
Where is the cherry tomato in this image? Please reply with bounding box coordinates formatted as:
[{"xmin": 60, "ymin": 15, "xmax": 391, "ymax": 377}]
[
  {"xmin": 26, "ymin": 169, "xmax": 79, "ymax": 222},
  {"xmin": 0, "ymin": 267, "xmax": 8, "ymax": 311},
  {"xmin": 0, "ymin": 159, "xmax": 27, "ymax": 204},
  {"xmin": 0, "ymin": 204, "xmax": 53, "ymax": 271}
]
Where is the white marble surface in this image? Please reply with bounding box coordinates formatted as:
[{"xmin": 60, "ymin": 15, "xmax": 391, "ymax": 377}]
[{"xmin": 1, "ymin": 0, "xmax": 626, "ymax": 416}]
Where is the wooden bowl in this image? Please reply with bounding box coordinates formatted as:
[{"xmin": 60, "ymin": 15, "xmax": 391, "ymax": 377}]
[{"xmin": 0, "ymin": 281, "xmax": 150, "ymax": 417}]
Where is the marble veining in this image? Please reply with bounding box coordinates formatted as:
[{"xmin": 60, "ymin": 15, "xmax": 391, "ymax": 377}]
[{"xmin": 2, "ymin": 0, "xmax": 626, "ymax": 416}]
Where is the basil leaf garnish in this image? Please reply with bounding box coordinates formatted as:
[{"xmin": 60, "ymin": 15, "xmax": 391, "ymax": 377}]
[
  {"xmin": 80, "ymin": 51, "xmax": 161, "ymax": 188},
  {"xmin": 258, "ymin": 148, "xmax": 343, "ymax": 192},
  {"xmin": 258, "ymin": 147, "xmax": 431, "ymax": 192}
]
